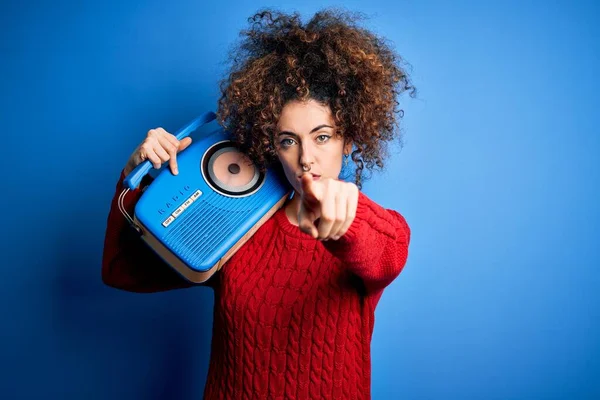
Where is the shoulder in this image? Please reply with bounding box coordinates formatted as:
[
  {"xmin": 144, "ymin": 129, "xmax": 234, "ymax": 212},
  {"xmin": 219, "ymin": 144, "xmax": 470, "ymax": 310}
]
[{"xmin": 353, "ymin": 192, "xmax": 410, "ymax": 239}]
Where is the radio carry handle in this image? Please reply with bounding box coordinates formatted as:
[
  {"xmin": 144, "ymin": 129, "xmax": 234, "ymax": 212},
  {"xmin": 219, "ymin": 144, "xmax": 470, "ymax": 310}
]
[{"xmin": 118, "ymin": 111, "xmax": 217, "ymax": 232}]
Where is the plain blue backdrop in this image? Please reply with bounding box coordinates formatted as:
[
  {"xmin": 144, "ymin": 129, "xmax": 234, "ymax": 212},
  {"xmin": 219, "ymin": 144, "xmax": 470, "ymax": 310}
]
[{"xmin": 1, "ymin": 0, "xmax": 598, "ymax": 399}]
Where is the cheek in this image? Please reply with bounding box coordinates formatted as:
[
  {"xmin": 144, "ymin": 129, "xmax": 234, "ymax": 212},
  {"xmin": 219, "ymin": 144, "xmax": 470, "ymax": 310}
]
[
  {"xmin": 276, "ymin": 152, "xmax": 291, "ymax": 171},
  {"xmin": 325, "ymin": 147, "xmax": 344, "ymax": 171},
  {"xmin": 276, "ymin": 153, "xmax": 300, "ymax": 189}
]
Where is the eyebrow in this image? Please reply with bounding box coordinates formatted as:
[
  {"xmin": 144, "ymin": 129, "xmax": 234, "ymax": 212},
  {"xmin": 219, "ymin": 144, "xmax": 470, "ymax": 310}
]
[{"xmin": 277, "ymin": 124, "xmax": 334, "ymax": 137}]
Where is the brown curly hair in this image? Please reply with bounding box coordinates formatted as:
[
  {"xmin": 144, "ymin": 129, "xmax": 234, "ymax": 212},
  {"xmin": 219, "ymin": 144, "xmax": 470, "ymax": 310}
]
[{"xmin": 216, "ymin": 8, "xmax": 416, "ymax": 189}]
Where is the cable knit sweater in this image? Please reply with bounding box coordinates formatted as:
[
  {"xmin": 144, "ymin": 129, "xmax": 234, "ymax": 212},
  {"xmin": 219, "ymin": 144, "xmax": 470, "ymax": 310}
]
[{"xmin": 102, "ymin": 170, "xmax": 411, "ymax": 400}]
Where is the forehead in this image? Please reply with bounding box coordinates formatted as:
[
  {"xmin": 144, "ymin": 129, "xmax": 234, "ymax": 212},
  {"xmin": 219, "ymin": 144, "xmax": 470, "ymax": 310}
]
[{"xmin": 277, "ymin": 99, "xmax": 334, "ymax": 131}]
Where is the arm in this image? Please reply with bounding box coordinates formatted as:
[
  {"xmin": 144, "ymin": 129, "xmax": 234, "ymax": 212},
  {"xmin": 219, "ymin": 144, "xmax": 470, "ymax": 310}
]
[
  {"xmin": 323, "ymin": 191, "xmax": 411, "ymax": 306},
  {"xmin": 101, "ymin": 170, "xmax": 214, "ymax": 293}
]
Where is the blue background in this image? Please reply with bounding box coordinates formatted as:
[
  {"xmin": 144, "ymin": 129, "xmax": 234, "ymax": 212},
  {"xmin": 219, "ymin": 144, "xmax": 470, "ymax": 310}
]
[{"xmin": 2, "ymin": 0, "xmax": 599, "ymax": 399}]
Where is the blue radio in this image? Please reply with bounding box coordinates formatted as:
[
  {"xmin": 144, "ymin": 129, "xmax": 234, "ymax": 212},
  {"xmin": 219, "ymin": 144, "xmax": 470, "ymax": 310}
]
[{"xmin": 119, "ymin": 112, "xmax": 292, "ymax": 283}]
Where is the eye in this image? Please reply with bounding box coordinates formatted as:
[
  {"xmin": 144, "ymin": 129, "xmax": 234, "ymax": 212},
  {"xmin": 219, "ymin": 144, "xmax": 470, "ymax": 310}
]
[
  {"xmin": 316, "ymin": 134, "xmax": 331, "ymax": 143},
  {"xmin": 279, "ymin": 138, "xmax": 296, "ymax": 148}
]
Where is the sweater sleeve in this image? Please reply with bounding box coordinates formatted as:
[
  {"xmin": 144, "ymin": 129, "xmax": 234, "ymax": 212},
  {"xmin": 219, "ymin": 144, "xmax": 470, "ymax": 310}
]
[
  {"xmin": 101, "ymin": 169, "xmax": 215, "ymax": 293},
  {"xmin": 323, "ymin": 191, "xmax": 411, "ymax": 306}
]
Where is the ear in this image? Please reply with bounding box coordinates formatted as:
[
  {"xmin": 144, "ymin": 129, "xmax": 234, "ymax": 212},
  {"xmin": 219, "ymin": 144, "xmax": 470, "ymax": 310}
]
[{"xmin": 343, "ymin": 140, "xmax": 353, "ymax": 156}]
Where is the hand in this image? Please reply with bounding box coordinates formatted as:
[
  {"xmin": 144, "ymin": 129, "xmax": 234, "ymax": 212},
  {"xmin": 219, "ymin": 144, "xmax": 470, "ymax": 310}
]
[
  {"xmin": 298, "ymin": 173, "xmax": 359, "ymax": 241},
  {"xmin": 124, "ymin": 127, "xmax": 192, "ymax": 176}
]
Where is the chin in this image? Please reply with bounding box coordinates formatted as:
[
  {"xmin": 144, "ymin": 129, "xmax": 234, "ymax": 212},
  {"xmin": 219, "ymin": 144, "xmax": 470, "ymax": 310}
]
[{"xmin": 284, "ymin": 178, "xmax": 301, "ymax": 194}]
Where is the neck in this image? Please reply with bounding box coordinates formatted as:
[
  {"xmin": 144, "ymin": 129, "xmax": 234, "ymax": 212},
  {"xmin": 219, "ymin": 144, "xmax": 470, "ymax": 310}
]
[{"xmin": 284, "ymin": 192, "xmax": 302, "ymax": 226}]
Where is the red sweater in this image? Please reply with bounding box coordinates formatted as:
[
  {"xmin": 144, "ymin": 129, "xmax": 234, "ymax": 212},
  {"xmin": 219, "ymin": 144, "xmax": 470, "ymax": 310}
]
[{"xmin": 102, "ymin": 170, "xmax": 411, "ymax": 399}]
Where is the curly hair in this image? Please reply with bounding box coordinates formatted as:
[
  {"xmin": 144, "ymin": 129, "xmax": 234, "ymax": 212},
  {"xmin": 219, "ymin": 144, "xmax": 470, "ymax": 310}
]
[{"xmin": 216, "ymin": 8, "xmax": 415, "ymax": 189}]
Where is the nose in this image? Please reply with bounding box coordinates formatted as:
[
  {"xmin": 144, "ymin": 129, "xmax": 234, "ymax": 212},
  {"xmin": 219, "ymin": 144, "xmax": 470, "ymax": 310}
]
[{"xmin": 299, "ymin": 141, "xmax": 315, "ymax": 170}]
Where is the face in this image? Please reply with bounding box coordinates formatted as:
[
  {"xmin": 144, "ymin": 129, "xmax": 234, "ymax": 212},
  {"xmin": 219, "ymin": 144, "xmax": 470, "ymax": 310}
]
[{"xmin": 275, "ymin": 99, "xmax": 352, "ymax": 194}]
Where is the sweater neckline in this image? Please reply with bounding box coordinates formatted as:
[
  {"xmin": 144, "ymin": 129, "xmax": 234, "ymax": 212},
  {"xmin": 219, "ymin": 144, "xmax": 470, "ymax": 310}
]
[{"xmin": 273, "ymin": 205, "xmax": 317, "ymax": 240}]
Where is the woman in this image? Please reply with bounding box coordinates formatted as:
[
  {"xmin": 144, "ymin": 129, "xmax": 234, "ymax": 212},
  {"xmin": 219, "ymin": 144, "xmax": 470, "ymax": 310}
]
[{"xmin": 102, "ymin": 8, "xmax": 414, "ymax": 399}]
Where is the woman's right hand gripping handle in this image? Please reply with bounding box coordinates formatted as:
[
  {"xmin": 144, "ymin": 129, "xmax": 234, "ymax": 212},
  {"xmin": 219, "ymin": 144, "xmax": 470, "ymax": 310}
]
[{"xmin": 124, "ymin": 127, "xmax": 193, "ymax": 177}]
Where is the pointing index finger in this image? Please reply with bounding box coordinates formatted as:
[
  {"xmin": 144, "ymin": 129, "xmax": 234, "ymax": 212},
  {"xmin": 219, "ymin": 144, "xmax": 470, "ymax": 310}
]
[{"xmin": 301, "ymin": 173, "xmax": 315, "ymax": 198}]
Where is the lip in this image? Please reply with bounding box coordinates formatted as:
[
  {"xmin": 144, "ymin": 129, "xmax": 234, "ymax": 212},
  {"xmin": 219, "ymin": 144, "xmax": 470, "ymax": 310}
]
[{"xmin": 298, "ymin": 173, "xmax": 321, "ymax": 181}]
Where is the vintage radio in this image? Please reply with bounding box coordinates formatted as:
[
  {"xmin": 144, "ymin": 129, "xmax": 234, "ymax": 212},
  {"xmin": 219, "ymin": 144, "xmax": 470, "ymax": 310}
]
[{"xmin": 119, "ymin": 112, "xmax": 291, "ymax": 283}]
